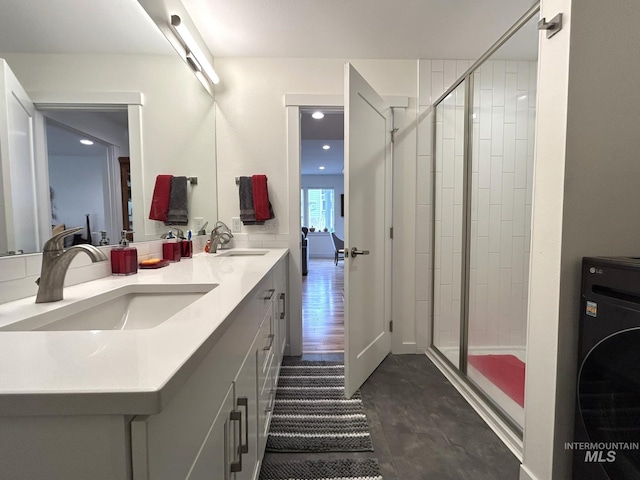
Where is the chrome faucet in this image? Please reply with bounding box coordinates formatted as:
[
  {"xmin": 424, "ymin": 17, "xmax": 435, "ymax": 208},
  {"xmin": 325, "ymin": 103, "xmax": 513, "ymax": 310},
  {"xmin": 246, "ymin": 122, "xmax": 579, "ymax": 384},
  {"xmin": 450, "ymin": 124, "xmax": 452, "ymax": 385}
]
[
  {"xmin": 161, "ymin": 228, "xmax": 184, "ymax": 239},
  {"xmin": 209, "ymin": 221, "xmax": 234, "ymax": 253},
  {"xmin": 35, "ymin": 226, "xmax": 109, "ymax": 303}
]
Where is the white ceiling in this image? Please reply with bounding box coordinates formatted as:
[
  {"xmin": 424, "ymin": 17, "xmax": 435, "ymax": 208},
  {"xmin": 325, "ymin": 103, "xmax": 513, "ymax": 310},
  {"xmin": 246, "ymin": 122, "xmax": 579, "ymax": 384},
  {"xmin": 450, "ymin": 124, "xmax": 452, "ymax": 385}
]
[
  {"xmin": 0, "ymin": 0, "xmax": 172, "ymax": 55},
  {"xmin": 301, "ymin": 111, "xmax": 344, "ymax": 175},
  {"xmin": 46, "ymin": 111, "xmax": 129, "ymax": 156},
  {"xmin": 46, "ymin": 122, "xmax": 109, "ymax": 157},
  {"xmin": 181, "ymin": 0, "xmax": 538, "ymax": 59},
  {"xmin": 1, "ymin": 0, "xmax": 537, "ymax": 59}
]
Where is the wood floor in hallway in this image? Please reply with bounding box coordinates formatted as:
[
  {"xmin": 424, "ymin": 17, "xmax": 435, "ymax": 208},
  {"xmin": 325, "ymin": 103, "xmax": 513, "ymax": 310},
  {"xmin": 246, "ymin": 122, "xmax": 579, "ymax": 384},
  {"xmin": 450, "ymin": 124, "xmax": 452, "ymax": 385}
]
[{"xmin": 302, "ymin": 258, "xmax": 344, "ymax": 353}]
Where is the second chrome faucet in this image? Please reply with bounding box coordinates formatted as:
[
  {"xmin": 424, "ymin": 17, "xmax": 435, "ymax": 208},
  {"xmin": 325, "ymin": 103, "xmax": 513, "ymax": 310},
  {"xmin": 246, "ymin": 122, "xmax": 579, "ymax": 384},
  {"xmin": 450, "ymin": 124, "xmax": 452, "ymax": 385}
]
[{"xmin": 209, "ymin": 221, "xmax": 234, "ymax": 254}]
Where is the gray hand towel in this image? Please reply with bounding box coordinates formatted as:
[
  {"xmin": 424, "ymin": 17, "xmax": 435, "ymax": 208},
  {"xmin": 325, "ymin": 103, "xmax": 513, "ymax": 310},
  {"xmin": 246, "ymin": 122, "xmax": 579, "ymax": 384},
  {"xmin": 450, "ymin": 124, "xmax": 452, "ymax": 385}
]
[
  {"xmin": 239, "ymin": 176, "xmax": 263, "ymax": 225},
  {"xmin": 165, "ymin": 176, "xmax": 189, "ymax": 226}
]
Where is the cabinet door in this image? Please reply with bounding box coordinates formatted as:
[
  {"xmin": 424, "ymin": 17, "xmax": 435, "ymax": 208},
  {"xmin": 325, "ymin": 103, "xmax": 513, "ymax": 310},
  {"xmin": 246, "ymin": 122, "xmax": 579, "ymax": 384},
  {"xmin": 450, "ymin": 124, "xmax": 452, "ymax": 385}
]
[
  {"xmin": 276, "ymin": 275, "xmax": 287, "ymax": 361},
  {"xmin": 186, "ymin": 384, "xmax": 235, "ymax": 480},
  {"xmin": 257, "ymin": 352, "xmax": 275, "ymax": 458},
  {"xmin": 258, "ymin": 303, "xmax": 274, "ymax": 377},
  {"xmin": 233, "ymin": 337, "xmax": 259, "ymax": 480},
  {"xmin": 272, "ymin": 256, "xmax": 288, "ymax": 363}
]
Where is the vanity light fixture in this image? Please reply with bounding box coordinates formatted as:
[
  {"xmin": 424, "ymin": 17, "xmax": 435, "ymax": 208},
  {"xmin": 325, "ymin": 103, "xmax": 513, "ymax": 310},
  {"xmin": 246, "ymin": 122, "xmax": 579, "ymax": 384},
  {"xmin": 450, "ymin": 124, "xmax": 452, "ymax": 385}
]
[
  {"xmin": 80, "ymin": 139, "xmax": 94, "ymax": 146},
  {"xmin": 319, "ymin": 166, "xmax": 325, "ymax": 170},
  {"xmin": 322, "ymin": 145, "xmax": 330, "ymax": 150},
  {"xmin": 170, "ymin": 15, "xmax": 220, "ymax": 85},
  {"xmin": 311, "ymin": 111, "xmax": 324, "ymax": 119}
]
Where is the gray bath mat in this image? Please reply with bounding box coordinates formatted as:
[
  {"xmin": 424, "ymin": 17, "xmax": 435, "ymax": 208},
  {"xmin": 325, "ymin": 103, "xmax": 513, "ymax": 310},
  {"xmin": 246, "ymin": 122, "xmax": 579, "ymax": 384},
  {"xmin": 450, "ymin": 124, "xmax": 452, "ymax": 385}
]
[
  {"xmin": 259, "ymin": 458, "xmax": 383, "ymax": 480},
  {"xmin": 266, "ymin": 360, "xmax": 374, "ymax": 452}
]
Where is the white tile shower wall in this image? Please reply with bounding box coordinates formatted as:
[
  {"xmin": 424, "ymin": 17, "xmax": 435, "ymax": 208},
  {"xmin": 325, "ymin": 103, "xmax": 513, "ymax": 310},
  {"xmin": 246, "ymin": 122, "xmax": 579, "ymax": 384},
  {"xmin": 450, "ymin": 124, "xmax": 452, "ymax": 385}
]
[
  {"xmin": 429, "ymin": 58, "xmax": 471, "ymax": 353},
  {"xmin": 469, "ymin": 60, "xmax": 536, "ymax": 349},
  {"xmin": 416, "ymin": 58, "xmax": 536, "ymax": 352}
]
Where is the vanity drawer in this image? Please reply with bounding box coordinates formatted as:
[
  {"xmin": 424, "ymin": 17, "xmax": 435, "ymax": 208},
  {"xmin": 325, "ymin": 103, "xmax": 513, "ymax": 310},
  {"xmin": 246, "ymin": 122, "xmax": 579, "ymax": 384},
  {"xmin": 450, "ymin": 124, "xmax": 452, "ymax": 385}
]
[
  {"xmin": 130, "ymin": 280, "xmax": 269, "ymax": 480},
  {"xmin": 258, "ymin": 353, "xmax": 275, "ymax": 456},
  {"xmin": 258, "ymin": 303, "xmax": 274, "ymax": 375}
]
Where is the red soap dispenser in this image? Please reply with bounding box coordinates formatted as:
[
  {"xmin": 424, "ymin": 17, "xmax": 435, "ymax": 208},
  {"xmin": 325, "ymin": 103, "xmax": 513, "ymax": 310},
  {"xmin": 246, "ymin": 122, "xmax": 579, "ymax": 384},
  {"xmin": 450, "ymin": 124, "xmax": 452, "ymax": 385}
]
[{"xmin": 111, "ymin": 230, "xmax": 138, "ymax": 275}]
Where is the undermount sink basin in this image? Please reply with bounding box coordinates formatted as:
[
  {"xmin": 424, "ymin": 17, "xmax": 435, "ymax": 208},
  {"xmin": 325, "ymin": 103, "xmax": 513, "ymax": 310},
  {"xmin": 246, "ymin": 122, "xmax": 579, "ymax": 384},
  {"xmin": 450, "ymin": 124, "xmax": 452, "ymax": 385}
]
[
  {"xmin": 2, "ymin": 283, "xmax": 217, "ymax": 332},
  {"xmin": 217, "ymin": 250, "xmax": 268, "ymax": 257}
]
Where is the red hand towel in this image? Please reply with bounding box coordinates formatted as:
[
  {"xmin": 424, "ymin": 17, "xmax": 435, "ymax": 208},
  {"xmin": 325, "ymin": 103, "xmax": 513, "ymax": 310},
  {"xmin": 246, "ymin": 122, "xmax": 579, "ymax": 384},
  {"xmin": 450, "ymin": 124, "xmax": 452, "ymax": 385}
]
[
  {"xmin": 252, "ymin": 175, "xmax": 271, "ymax": 222},
  {"xmin": 149, "ymin": 174, "xmax": 173, "ymax": 222}
]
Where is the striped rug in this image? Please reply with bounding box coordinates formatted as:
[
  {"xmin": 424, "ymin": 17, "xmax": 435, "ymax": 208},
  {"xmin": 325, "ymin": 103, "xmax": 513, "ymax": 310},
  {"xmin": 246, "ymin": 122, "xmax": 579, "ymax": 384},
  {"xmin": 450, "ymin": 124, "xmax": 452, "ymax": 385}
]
[
  {"xmin": 259, "ymin": 458, "xmax": 382, "ymax": 480},
  {"xmin": 266, "ymin": 360, "xmax": 374, "ymax": 452}
]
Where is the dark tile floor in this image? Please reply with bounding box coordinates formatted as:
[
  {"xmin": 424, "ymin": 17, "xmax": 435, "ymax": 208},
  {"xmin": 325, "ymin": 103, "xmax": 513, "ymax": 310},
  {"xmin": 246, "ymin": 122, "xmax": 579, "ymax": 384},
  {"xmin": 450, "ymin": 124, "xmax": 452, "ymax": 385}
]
[{"xmin": 264, "ymin": 353, "xmax": 521, "ymax": 480}]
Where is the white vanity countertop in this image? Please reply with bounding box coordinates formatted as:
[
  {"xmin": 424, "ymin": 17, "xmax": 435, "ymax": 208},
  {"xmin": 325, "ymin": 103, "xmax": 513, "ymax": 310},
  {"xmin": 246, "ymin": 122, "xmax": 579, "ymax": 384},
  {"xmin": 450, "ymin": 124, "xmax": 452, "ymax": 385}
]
[{"xmin": 0, "ymin": 248, "xmax": 288, "ymax": 416}]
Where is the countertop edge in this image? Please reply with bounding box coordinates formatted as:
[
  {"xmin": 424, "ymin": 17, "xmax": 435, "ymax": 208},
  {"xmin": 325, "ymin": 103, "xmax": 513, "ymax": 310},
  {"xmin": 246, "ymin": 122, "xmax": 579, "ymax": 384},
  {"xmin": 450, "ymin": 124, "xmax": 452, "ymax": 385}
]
[{"xmin": 0, "ymin": 248, "xmax": 289, "ymax": 416}]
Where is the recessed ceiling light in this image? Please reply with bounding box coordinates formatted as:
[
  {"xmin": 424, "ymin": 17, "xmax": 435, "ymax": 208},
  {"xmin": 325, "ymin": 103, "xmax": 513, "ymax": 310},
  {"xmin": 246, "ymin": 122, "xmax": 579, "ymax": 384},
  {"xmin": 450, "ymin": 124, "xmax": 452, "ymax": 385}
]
[
  {"xmin": 319, "ymin": 166, "xmax": 325, "ymax": 170},
  {"xmin": 311, "ymin": 111, "xmax": 324, "ymax": 119},
  {"xmin": 80, "ymin": 139, "xmax": 94, "ymax": 145},
  {"xmin": 322, "ymin": 145, "xmax": 330, "ymax": 150}
]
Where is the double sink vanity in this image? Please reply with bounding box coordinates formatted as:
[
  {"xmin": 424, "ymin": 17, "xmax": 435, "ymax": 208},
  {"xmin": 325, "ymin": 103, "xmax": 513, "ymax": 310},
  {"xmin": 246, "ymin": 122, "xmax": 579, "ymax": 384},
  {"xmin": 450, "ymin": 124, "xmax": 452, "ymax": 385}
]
[{"xmin": 0, "ymin": 247, "xmax": 289, "ymax": 480}]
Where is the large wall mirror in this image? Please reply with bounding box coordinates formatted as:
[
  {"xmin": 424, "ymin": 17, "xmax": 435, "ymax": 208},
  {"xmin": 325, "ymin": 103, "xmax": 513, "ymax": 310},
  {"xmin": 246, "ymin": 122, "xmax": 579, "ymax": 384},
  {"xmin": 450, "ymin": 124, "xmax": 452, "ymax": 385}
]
[{"xmin": 0, "ymin": 0, "xmax": 218, "ymax": 255}]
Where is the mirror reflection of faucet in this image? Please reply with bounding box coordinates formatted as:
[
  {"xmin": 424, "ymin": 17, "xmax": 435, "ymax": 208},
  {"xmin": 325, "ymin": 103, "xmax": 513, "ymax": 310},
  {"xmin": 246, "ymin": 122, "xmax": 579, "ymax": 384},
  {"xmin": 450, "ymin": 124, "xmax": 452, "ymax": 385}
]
[
  {"xmin": 35, "ymin": 227, "xmax": 109, "ymax": 303},
  {"xmin": 161, "ymin": 228, "xmax": 184, "ymax": 239},
  {"xmin": 197, "ymin": 221, "xmax": 209, "ymax": 236}
]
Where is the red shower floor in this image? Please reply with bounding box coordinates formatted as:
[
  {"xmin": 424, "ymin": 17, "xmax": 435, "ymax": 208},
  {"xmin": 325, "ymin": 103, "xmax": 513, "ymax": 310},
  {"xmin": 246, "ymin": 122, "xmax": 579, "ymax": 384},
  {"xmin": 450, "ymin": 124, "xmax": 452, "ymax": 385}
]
[{"xmin": 467, "ymin": 354, "xmax": 525, "ymax": 407}]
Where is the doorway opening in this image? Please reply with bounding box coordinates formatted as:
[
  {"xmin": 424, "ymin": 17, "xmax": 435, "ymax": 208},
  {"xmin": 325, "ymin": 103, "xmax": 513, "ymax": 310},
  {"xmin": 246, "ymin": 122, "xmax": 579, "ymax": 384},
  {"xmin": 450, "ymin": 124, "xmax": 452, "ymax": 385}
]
[
  {"xmin": 42, "ymin": 109, "xmax": 130, "ymax": 247},
  {"xmin": 300, "ymin": 107, "xmax": 345, "ymax": 353}
]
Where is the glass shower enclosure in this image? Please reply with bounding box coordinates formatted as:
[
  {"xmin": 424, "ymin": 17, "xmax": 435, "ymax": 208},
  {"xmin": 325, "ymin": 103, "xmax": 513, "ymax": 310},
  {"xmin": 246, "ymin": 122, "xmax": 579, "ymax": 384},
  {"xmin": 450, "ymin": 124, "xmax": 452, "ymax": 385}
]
[{"xmin": 431, "ymin": 5, "xmax": 539, "ymax": 432}]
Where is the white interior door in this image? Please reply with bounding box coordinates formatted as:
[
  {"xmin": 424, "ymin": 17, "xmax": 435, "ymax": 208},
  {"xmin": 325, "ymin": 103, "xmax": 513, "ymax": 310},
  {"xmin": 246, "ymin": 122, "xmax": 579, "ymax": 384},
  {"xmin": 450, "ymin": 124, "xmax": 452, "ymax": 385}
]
[
  {"xmin": 0, "ymin": 59, "xmax": 40, "ymax": 254},
  {"xmin": 344, "ymin": 63, "xmax": 392, "ymax": 398}
]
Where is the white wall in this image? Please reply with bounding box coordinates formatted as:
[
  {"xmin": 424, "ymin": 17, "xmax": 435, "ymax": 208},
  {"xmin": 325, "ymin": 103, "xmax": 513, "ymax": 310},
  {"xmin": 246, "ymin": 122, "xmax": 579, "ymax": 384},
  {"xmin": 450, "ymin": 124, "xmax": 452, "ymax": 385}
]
[
  {"xmin": 0, "ymin": 53, "xmax": 216, "ymax": 242},
  {"xmin": 49, "ymin": 153, "xmax": 108, "ymax": 241},
  {"xmin": 213, "ymin": 57, "xmax": 418, "ymax": 352},
  {"xmin": 522, "ymin": 1, "xmax": 640, "ymax": 479}
]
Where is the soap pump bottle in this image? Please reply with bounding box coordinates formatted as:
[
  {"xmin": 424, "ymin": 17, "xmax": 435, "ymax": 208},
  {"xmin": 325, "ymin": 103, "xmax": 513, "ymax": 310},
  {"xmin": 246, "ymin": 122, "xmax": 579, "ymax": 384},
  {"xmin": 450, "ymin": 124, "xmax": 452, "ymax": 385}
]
[{"xmin": 111, "ymin": 230, "xmax": 138, "ymax": 275}]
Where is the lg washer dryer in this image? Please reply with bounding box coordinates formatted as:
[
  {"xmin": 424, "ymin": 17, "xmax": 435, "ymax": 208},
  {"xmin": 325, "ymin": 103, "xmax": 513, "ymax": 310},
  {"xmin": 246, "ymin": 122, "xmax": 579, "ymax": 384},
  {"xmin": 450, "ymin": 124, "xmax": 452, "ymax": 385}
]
[{"xmin": 574, "ymin": 257, "xmax": 640, "ymax": 479}]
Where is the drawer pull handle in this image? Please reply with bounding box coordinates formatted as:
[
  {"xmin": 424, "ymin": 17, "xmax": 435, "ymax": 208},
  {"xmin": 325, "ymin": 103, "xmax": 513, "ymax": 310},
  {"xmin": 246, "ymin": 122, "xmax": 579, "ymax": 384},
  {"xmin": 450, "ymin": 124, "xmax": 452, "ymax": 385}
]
[
  {"xmin": 263, "ymin": 334, "xmax": 274, "ymax": 350},
  {"xmin": 229, "ymin": 409, "xmax": 243, "ymax": 473},
  {"xmin": 237, "ymin": 397, "xmax": 249, "ymax": 454},
  {"xmin": 264, "ymin": 288, "xmax": 275, "ymax": 300},
  {"xmin": 279, "ymin": 292, "xmax": 286, "ymax": 319},
  {"xmin": 265, "ymin": 389, "xmax": 276, "ymax": 413}
]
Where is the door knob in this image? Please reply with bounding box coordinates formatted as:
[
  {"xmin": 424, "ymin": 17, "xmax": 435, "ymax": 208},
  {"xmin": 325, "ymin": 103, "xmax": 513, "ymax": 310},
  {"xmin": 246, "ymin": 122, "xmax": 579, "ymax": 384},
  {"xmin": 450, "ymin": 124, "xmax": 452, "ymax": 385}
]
[{"xmin": 350, "ymin": 247, "xmax": 370, "ymax": 256}]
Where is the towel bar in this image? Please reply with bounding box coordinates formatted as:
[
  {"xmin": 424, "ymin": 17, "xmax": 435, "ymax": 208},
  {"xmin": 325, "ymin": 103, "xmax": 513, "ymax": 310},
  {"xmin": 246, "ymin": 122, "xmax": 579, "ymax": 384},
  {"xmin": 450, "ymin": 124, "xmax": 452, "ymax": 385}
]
[{"xmin": 235, "ymin": 176, "xmax": 268, "ymax": 185}]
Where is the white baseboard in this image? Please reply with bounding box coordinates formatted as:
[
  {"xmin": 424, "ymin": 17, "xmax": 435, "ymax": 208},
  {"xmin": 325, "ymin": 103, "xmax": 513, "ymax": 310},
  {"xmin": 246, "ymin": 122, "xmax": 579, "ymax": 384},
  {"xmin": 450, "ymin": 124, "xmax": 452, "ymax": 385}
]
[
  {"xmin": 392, "ymin": 341, "xmax": 417, "ymax": 354},
  {"xmin": 519, "ymin": 464, "xmax": 538, "ymax": 480}
]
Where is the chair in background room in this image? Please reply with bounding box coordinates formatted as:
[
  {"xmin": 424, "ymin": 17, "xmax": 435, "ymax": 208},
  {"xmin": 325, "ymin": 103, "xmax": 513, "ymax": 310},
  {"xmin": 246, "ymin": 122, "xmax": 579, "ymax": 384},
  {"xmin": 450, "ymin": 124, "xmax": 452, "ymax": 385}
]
[
  {"xmin": 330, "ymin": 232, "xmax": 344, "ymax": 266},
  {"xmin": 301, "ymin": 229, "xmax": 309, "ymax": 275}
]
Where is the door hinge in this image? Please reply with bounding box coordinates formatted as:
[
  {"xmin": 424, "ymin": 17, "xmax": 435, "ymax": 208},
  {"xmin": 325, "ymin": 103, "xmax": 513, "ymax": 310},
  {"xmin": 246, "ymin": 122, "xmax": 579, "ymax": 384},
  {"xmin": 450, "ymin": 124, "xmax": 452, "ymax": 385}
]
[
  {"xmin": 389, "ymin": 320, "xmax": 393, "ymax": 332},
  {"xmin": 390, "ymin": 127, "xmax": 399, "ymax": 143},
  {"xmin": 390, "ymin": 227, "xmax": 393, "ymax": 239}
]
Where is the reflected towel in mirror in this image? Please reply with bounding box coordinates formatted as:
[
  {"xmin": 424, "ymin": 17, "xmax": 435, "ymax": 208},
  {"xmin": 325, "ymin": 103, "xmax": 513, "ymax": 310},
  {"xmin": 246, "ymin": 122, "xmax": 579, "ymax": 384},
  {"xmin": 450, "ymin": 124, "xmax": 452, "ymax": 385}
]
[
  {"xmin": 165, "ymin": 176, "xmax": 189, "ymax": 226},
  {"xmin": 149, "ymin": 174, "xmax": 173, "ymax": 222}
]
